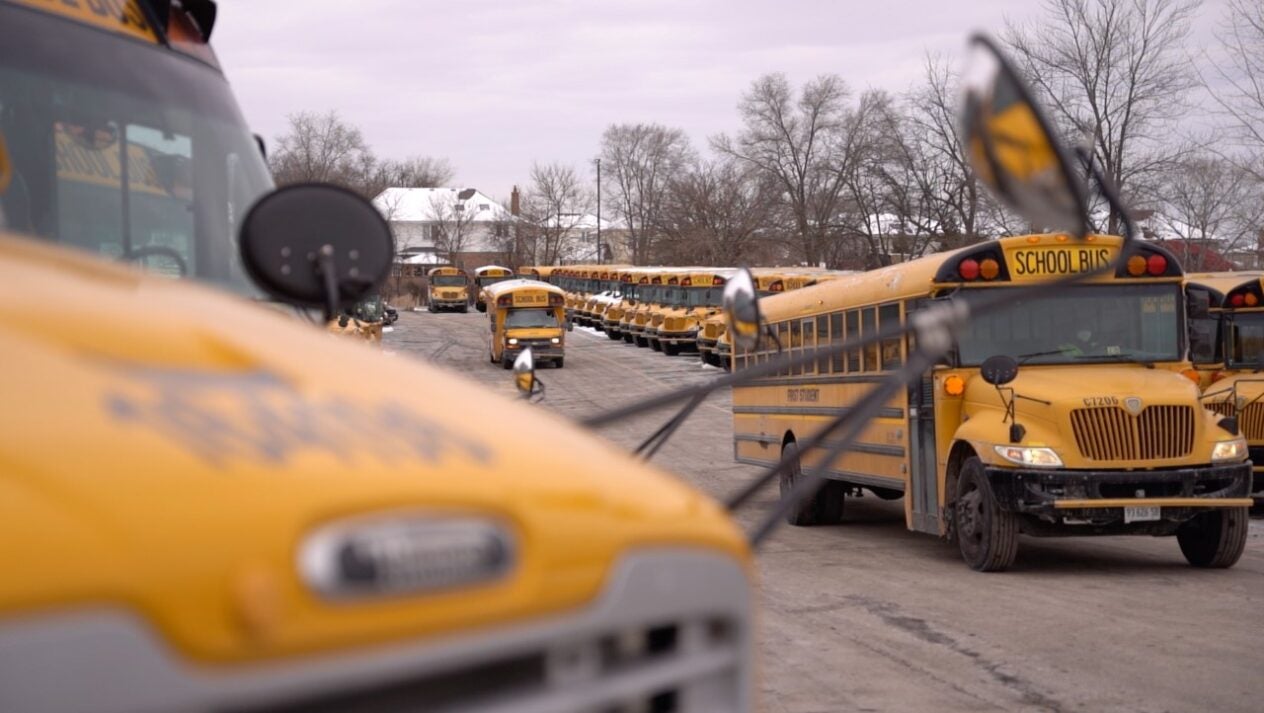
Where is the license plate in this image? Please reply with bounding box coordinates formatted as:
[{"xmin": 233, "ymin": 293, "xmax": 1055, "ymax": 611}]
[{"xmin": 1124, "ymin": 506, "xmax": 1160, "ymax": 523}]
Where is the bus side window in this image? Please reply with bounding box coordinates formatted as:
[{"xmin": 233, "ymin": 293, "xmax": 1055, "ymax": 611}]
[
  {"xmin": 846, "ymin": 310, "xmax": 860, "ymax": 372},
  {"xmin": 778, "ymin": 322, "xmax": 790, "ymax": 376},
  {"xmin": 879, "ymin": 303, "xmax": 902, "ymax": 369},
  {"xmin": 816, "ymin": 315, "xmax": 829, "ymax": 373},
  {"xmin": 862, "ymin": 307, "xmax": 878, "ymax": 371},
  {"xmin": 802, "ymin": 319, "xmax": 815, "ymax": 375},
  {"xmin": 790, "ymin": 320, "xmax": 802, "ymax": 376},
  {"xmin": 830, "ymin": 313, "xmax": 844, "ymax": 374}
]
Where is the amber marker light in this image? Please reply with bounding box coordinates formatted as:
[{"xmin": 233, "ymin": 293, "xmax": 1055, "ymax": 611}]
[
  {"xmin": 944, "ymin": 375, "xmax": 966, "ymax": 396},
  {"xmin": 1247, "ymin": 293, "xmax": 1259, "ymax": 307},
  {"xmin": 1127, "ymin": 255, "xmax": 1147, "ymax": 276},
  {"xmin": 1181, "ymin": 369, "xmax": 1201, "ymax": 384},
  {"xmin": 979, "ymin": 258, "xmax": 1000, "ymax": 280}
]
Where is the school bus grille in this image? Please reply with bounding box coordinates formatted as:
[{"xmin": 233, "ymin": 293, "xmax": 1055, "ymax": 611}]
[
  {"xmin": 1070, "ymin": 405, "xmax": 1194, "ymax": 461},
  {"xmin": 1205, "ymin": 400, "xmax": 1234, "ymax": 418},
  {"xmin": 704, "ymin": 322, "xmax": 723, "ymax": 339},
  {"xmin": 1240, "ymin": 402, "xmax": 1264, "ymax": 441}
]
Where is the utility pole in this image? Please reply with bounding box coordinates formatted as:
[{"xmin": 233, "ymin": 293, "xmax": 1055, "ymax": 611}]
[{"xmin": 594, "ymin": 157, "xmax": 602, "ymax": 264}]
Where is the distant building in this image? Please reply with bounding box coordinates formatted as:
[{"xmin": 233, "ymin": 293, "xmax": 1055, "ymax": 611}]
[{"xmin": 373, "ymin": 187, "xmax": 513, "ymax": 274}]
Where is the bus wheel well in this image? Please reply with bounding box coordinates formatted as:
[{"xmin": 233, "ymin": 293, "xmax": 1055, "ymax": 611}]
[
  {"xmin": 944, "ymin": 442, "xmax": 977, "ymax": 540},
  {"xmin": 781, "ymin": 431, "xmax": 797, "ymax": 450}
]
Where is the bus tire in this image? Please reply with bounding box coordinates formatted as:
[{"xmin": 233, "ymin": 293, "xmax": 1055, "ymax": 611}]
[
  {"xmin": 953, "ymin": 457, "xmax": 1019, "ymax": 572},
  {"xmin": 623, "ymin": 333, "xmax": 634, "ymax": 344},
  {"xmin": 635, "ymin": 336, "xmax": 649, "ymax": 348},
  {"xmin": 427, "ymin": 304, "xmax": 436, "ymax": 313},
  {"xmin": 779, "ymin": 442, "xmax": 845, "ymax": 526},
  {"xmin": 476, "ymin": 303, "xmax": 486, "ymax": 313},
  {"xmin": 664, "ymin": 343, "xmax": 681, "ymax": 356},
  {"xmin": 650, "ymin": 340, "xmax": 662, "ymax": 352},
  {"xmin": 554, "ymin": 358, "xmax": 564, "ymax": 368},
  {"xmin": 870, "ymin": 487, "xmax": 904, "ymax": 501},
  {"xmin": 1177, "ymin": 507, "xmax": 1248, "ymax": 568},
  {"xmin": 459, "ymin": 305, "xmax": 469, "ymax": 313},
  {"xmin": 607, "ymin": 330, "xmax": 622, "ymax": 341},
  {"xmin": 502, "ymin": 357, "xmax": 513, "ymax": 370}
]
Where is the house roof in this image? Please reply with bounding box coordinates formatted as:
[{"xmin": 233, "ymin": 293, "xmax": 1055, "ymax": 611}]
[
  {"xmin": 373, "ymin": 187, "xmax": 512, "ymax": 223},
  {"xmin": 1149, "ymin": 240, "xmax": 1237, "ymax": 271}
]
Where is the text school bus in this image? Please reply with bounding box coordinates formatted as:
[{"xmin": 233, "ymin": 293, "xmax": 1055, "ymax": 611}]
[
  {"xmin": 472, "ymin": 264, "xmax": 514, "ymax": 312},
  {"xmin": 0, "ymin": 2, "xmax": 753, "ymax": 711},
  {"xmin": 426, "ymin": 265, "xmax": 470, "ymax": 312},
  {"xmin": 483, "ymin": 279, "xmax": 569, "ymax": 368},
  {"xmin": 1188, "ymin": 272, "xmax": 1264, "ymax": 508},
  {"xmin": 733, "ymin": 234, "xmax": 1252, "ymax": 571}
]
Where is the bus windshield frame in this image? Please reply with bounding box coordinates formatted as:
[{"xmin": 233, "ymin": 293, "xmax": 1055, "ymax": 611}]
[
  {"xmin": 951, "ymin": 283, "xmax": 1184, "ymax": 367},
  {"xmin": 0, "ymin": 4, "xmax": 273, "ymax": 293},
  {"xmin": 1226, "ymin": 312, "xmax": 1264, "ymax": 369}
]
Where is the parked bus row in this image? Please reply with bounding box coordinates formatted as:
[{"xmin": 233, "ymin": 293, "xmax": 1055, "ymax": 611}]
[{"xmin": 516, "ymin": 264, "xmax": 852, "ymax": 367}]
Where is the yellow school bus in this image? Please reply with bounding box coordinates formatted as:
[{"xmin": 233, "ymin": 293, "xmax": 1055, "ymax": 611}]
[
  {"xmin": 579, "ymin": 267, "xmax": 624, "ymax": 329},
  {"xmin": 733, "ymin": 234, "xmax": 1252, "ymax": 571},
  {"xmin": 427, "ymin": 266, "xmax": 471, "ymax": 312},
  {"xmin": 601, "ymin": 268, "xmax": 645, "ymax": 340},
  {"xmin": 619, "ymin": 272, "xmax": 656, "ymax": 343},
  {"xmin": 472, "ymin": 264, "xmax": 514, "ymax": 313},
  {"xmin": 0, "ymin": 2, "xmax": 753, "ymax": 709},
  {"xmin": 327, "ymin": 294, "xmax": 388, "ymax": 346},
  {"xmin": 1189, "ymin": 272, "xmax": 1264, "ymax": 508},
  {"xmin": 629, "ymin": 270, "xmax": 687, "ymax": 348},
  {"xmin": 702, "ymin": 270, "xmax": 826, "ymax": 368},
  {"xmin": 648, "ymin": 269, "xmax": 736, "ymax": 356},
  {"xmin": 483, "ymin": 279, "xmax": 568, "ymax": 368}
]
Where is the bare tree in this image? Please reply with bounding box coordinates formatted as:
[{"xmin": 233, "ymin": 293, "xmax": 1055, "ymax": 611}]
[
  {"xmin": 654, "ymin": 157, "xmax": 782, "ymax": 265},
  {"xmin": 269, "ymin": 110, "xmax": 372, "ymax": 189},
  {"xmin": 519, "ymin": 162, "xmax": 592, "ymax": 265},
  {"xmin": 712, "ymin": 73, "xmax": 860, "ymax": 266},
  {"xmin": 270, "ymin": 110, "xmax": 454, "ymax": 199},
  {"xmin": 1005, "ymin": 0, "xmax": 1199, "ymax": 234},
  {"xmin": 429, "ymin": 194, "xmax": 477, "ymax": 264},
  {"xmin": 1153, "ymin": 154, "xmax": 1264, "ymax": 268},
  {"xmin": 1205, "ymin": 0, "xmax": 1264, "ymax": 178},
  {"xmin": 600, "ymin": 123, "xmax": 695, "ymax": 264}
]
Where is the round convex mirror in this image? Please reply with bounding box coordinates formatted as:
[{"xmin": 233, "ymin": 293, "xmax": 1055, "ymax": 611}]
[
  {"xmin": 722, "ymin": 268, "xmax": 762, "ymax": 352},
  {"xmin": 239, "ymin": 183, "xmax": 395, "ymax": 311},
  {"xmin": 980, "ymin": 354, "xmax": 1019, "ymax": 386},
  {"xmin": 514, "ymin": 348, "xmax": 536, "ymax": 397},
  {"xmin": 961, "ymin": 34, "xmax": 1088, "ymax": 238}
]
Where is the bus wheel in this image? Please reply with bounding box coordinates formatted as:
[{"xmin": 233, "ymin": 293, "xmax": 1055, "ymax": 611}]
[
  {"xmin": 607, "ymin": 330, "xmax": 622, "ymax": 341},
  {"xmin": 502, "ymin": 357, "xmax": 513, "ymax": 370},
  {"xmin": 427, "ymin": 304, "xmax": 436, "ymax": 313},
  {"xmin": 1177, "ymin": 507, "xmax": 1248, "ymax": 568},
  {"xmin": 954, "ymin": 458, "xmax": 1018, "ymax": 572},
  {"xmin": 779, "ymin": 442, "xmax": 845, "ymax": 526},
  {"xmin": 663, "ymin": 343, "xmax": 680, "ymax": 356},
  {"xmin": 635, "ymin": 337, "xmax": 649, "ymax": 348},
  {"xmin": 554, "ymin": 358, "xmax": 564, "ymax": 368}
]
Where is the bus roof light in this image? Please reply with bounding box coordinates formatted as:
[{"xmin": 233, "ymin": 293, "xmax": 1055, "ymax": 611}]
[
  {"xmin": 1231, "ymin": 293, "xmax": 1246, "ymax": 307},
  {"xmin": 1146, "ymin": 254, "xmax": 1167, "ymax": 276},
  {"xmin": 979, "ymin": 258, "xmax": 1000, "ymax": 280},
  {"xmin": 1126, "ymin": 255, "xmax": 1147, "ymax": 276},
  {"xmin": 958, "ymin": 259, "xmax": 980, "ymax": 281},
  {"xmin": 1247, "ymin": 293, "xmax": 1259, "ymax": 307}
]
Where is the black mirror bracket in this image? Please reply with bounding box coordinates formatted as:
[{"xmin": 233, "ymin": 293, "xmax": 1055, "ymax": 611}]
[{"xmin": 317, "ymin": 244, "xmax": 340, "ymax": 323}]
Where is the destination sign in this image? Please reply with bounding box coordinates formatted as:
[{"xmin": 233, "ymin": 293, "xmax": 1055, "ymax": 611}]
[
  {"xmin": 14, "ymin": 0, "xmax": 158, "ymax": 42},
  {"xmin": 1008, "ymin": 246, "xmax": 1116, "ymax": 278}
]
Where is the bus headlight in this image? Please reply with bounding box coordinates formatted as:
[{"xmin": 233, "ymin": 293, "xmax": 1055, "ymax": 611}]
[
  {"xmin": 507, "ymin": 338, "xmax": 519, "ymax": 346},
  {"xmin": 1211, "ymin": 437, "xmax": 1247, "ymax": 462},
  {"xmin": 551, "ymin": 337, "xmax": 561, "ymax": 344},
  {"xmin": 994, "ymin": 445, "xmax": 1063, "ymax": 468}
]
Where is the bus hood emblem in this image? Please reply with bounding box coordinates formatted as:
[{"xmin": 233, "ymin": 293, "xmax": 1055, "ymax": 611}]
[
  {"xmin": 298, "ymin": 515, "xmax": 514, "ymax": 599},
  {"xmin": 1123, "ymin": 397, "xmax": 1143, "ymax": 415}
]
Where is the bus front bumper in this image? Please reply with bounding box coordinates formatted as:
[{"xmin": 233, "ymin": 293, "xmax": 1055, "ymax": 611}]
[
  {"xmin": 984, "ymin": 462, "xmax": 1253, "ymax": 530},
  {"xmin": 659, "ymin": 330, "xmax": 700, "ymax": 347},
  {"xmin": 602, "ymin": 318, "xmax": 624, "ymax": 334},
  {"xmin": 505, "ymin": 345, "xmax": 564, "ymax": 361},
  {"xmin": 430, "ymin": 298, "xmax": 468, "ymax": 308}
]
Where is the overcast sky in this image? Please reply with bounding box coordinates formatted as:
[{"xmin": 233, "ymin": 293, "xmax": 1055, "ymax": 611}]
[{"xmin": 213, "ymin": 0, "xmax": 1230, "ymax": 202}]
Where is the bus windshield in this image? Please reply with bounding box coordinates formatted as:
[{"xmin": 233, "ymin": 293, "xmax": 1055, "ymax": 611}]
[
  {"xmin": 505, "ymin": 308, "xmax": 560, "ymax": 329},
  {"xmin": 687, "ymin": 286, "xmax": 724, "ymax": 307},
  {"xmin": 433, "ymin": 275, "xmax": 467, "ymax": 286},
  {"xmin": 955, "ymin": 284, "xmax": 1182, "ymax": 366},
  {"xmin": 479, "ymin": 275, "xmax": 512, "ymax": 287},
  {"xmin": 1227, "ymin": 313, "xmax": 1264, "ymax": 368},
  {"xmin": 0, "ymin": 5, "xmax": 273, "ymax": 293}
]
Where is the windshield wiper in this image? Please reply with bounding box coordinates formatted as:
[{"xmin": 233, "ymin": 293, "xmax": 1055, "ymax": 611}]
[
  {"xmin": 1073, "ymin": 353, "xmax": 1156, "ymax": 368},
  {"xmin": 1016, "ymin": 349, "xmax": 1065, "ymax": 363}
]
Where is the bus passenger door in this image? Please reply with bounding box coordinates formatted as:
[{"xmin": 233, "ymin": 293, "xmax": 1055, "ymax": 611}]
[{"xmin": 906, "ymin": 301, "xmax": 940, "ymax": 534}]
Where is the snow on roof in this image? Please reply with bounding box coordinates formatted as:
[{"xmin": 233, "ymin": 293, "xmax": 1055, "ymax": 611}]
[
  {"xmin": 542, "ymin": 213, "xmax": 627, "ymax": 231},
  {"xmin": 373, "ymin": 187, "xmax": 512, "ymax": 223}
]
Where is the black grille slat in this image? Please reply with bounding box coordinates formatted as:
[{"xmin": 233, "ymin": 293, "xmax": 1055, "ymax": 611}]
[{"xmin": 1070, "ymin": 405, "xmax": 1194, "ymax": 461}]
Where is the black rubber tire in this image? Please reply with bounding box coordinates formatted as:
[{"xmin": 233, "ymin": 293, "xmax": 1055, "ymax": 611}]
[
  {"xmin": 606, "ymin": 330, "xmax": 622, "ymax": 341},
  {"xmin": 870, "ymin": 487, "xmax": 904, "ymax": 501},
  {"xmin": 1177, "ymin": 507, "xmax": 1248, "ymax": 568},
  {"xmin": 476, "ymin": 303, "xmax": 486, "ymax": 313},
  {"xmin": 554, "ymin": 358, "xmax": 564, "ymax": 368},
  {"xmin": 953, "ymin": 457, "xmax": 1019, "ymax": 572},
  {"xmin": 427, "ymin": 304, "xmax": 436, "ymax": 313},
  {"xmin": 650, "ymin": 340, "xmax": 662, "ymax": 352},
  {"xmin": 778, "ymin": 442, "xmax": 845, "ymax": 526},
  {"xmin": 663, "ymin": 342, "xmax": 680, "ymax": 356},
  {"xmin": 635, "ymin": 336, "xmax": 649, "ymax": 348},
  {"xmin": 501, "ymin": 357, "xmax": 512, "ymax": 370},
  {"xmin": 459, "ymin": 305, "xmax": 469, "ymax": 313}
]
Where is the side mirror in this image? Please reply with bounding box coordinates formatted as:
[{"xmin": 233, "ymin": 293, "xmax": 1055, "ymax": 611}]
[
  {"xmin": 239, "ymin": 183, "xmax": 395, "ymax": 320},
  {"xmin": 722, "ymin": 268, "xmax": 762, "ymax": 351},
  {"xmin": 514, "ymin": 348, "xmax": 536, "ymax": 397},
  {"xmin": 980, "ymin": 355, "xmax": 1019, "ymax": 386},
  {"xmin": 1187, "ymin": 288, "xmax": 1212, "ymax": 319},
  {"xmin": 961, "ymin": 35, "xmax": 1088, "ymax": 237}
]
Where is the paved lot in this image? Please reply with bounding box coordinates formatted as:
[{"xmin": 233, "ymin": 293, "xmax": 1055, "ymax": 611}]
[{"xmin": 387, "ymin": 310, "xmax": 1264, "ymax": 713}]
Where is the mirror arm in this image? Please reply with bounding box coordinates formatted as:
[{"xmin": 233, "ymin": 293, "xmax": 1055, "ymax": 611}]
[
  {"xmin": 634, "ymin": 390, "xmax": 708, "ymax": 460},
  {"xmin": 317, "ymin": 245, "xmax": 340, "ymax": 322}
]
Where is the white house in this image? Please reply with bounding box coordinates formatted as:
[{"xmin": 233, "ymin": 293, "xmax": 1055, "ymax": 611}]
[{"xmin": 373, "ymin": 187, "xmax": 513, "ymax": 268}]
